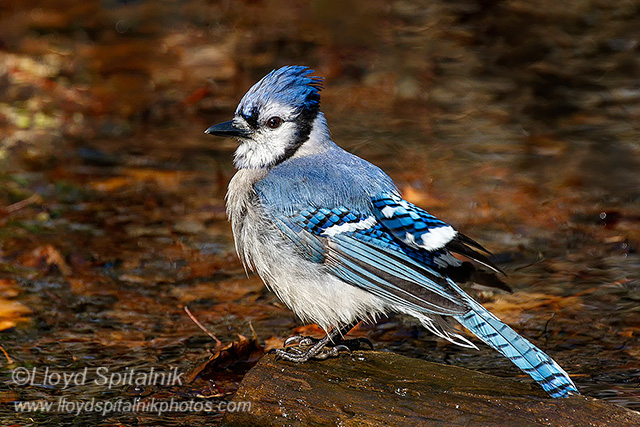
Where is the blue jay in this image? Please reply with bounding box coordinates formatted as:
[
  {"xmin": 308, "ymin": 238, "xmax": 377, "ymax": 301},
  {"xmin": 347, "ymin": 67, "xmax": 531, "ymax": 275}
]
[{"xmin": 205, "ymin": 66, "xmax": 578, "ymax": 398}]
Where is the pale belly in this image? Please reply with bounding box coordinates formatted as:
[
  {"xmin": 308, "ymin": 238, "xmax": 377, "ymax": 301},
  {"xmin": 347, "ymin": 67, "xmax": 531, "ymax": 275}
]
[{"xmin": 233, "ymin": 207, "xmax": 387, "ymax": 331}]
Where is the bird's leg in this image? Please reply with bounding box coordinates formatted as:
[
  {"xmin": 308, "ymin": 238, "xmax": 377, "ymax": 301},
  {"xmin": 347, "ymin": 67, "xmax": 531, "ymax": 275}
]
[{"xmin": 276, "ymin": 321, "xmax": 373, "ymax": 363}]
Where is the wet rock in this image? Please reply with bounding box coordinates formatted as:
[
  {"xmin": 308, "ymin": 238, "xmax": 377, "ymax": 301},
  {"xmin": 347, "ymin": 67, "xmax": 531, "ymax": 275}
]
[{"xmin": 224, "ymin": 351, "xmax": 640, "ymax": 427}]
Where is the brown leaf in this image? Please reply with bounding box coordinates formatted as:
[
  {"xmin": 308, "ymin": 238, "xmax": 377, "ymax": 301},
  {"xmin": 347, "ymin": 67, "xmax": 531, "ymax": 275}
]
[
  {"xmin": 293, "ymin": 323, "xmax": 325, "ymax": 337},
  {"xmin": 0, "ymin": 279, "xmax": 20, "ymax": 299},
  {"xmin": 0, "ymin": 297, "xmax": 31, "ymax": 331},
  {"xmin": 18, "ymin": 244, "xmax": 72, "ymax": 276},
  {"xmin": 0, "ymin": 391, "xmax": 20, "ymax": 404},
  {"xmin": 185, "ymin": 334, "xmax": 264, "ymax": 384},
  {"xmin": 264, "ymin": 336, "xmax": 285, "ymax": 352}
]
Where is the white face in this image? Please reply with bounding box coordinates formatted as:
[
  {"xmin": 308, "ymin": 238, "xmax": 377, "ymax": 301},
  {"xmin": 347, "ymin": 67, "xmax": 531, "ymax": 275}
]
[{"xmin": 233, "ymin": 102, "xmax": 300, "ymax": 170}]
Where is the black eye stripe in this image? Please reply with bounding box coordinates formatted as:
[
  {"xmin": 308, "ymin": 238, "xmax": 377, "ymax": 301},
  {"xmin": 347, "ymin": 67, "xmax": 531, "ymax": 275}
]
[{"xmin": 241, "ymin": 113, "xmax": 258, "ymax": 129}]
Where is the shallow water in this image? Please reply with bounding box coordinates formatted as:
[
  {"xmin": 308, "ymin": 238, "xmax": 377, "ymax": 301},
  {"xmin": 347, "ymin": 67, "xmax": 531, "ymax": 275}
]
[{"xmin": 1, "ymin": 0, "xmax": 639, "ymax": 424}]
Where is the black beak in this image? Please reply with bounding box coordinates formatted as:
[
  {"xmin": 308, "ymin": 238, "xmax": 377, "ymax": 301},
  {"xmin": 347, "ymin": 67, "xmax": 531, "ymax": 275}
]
[{"xmin": 204, "ymin": 120, "xmax": 250, "ymax": 138}]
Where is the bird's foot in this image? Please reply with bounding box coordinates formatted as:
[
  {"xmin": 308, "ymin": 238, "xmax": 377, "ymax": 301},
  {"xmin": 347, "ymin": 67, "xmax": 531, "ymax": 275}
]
[
  {"xmin": 274, "ymin": 334, "xmax": 374, "ymax": 362},
  {"xmin": 275, "ymin": 344, "xmax": 351, "ymax": 362},
  {"xmin": 284, "ymin": 335, "xmax": 374, "ymax": 351}
]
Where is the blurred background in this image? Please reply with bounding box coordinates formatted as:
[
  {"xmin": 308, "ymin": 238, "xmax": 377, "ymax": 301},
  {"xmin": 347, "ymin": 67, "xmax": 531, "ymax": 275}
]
[{"xmin": 1, "ymin": 0, "xmax": 639, "ymax": 424}]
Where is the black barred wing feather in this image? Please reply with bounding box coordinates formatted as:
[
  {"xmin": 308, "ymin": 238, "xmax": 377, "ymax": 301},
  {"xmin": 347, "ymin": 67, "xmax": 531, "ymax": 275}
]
[
  {"xmin": 372, "ymin": 193, "xmax": 457, "ymax": 251},
  {"xmin": 373, "ymin": 193, "xmax": 508, "ymax": 290},
  {"xmin": 271, "ymin": 206, "xmax": 469, "ymax": 316}
]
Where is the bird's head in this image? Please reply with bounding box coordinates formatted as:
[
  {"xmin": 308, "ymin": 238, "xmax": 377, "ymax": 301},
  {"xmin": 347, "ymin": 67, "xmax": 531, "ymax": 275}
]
[{"xmin": 205, "ymin": 66, "xmax": 328, "ymax": 169}]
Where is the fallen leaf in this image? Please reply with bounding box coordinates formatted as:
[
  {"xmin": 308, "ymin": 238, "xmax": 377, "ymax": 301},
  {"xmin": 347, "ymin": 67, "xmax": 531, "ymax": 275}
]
[
  {"xmin": 0, "ymin": 390, "xmax": 20, "ymax": 404},
  {"xmin": 293, "ymin": 324, "xmax": 325, "ymax": 337},
  {"xmin": 185, "ymin": 334, "xmax": 264, "ymax": 384},
  {"xmin": 0, "ymin": 279, "xmax": 20, "ymax": 299},
  {"xmin": 17, "ymin": 244, "xmax": 72, "ymax": 276},
  {"xmin": 264, "ymin": 336, "xmax": 285, "ymax": 352},
  {"xmin": 0, "ymin": 297, "xmax": 31, "ymax": 331}
]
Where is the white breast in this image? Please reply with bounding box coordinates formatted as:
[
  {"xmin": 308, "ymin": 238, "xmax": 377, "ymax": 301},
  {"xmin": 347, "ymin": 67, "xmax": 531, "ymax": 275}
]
[{"xmin": 226, "ymin": 170, "xmax": 388, "ymax": 331}]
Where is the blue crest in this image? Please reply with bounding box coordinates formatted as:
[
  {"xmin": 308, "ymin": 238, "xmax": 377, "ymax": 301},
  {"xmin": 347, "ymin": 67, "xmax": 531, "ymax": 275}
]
[{"xmin": 237, "ymin": 66, "xmax": 324, "ymax": 123}]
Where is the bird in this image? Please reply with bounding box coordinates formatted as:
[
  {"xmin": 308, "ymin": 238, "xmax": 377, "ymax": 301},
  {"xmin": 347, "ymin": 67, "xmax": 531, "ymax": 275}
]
[{"xmin": 204, "ymin": 65, "xmax": 578, "ymax": 398}]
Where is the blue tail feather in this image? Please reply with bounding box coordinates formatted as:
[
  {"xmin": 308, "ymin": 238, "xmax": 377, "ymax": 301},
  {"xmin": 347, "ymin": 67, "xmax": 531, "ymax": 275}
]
[{"xmin": 454, "ymin": 297, "xmax": 578, "ymax": 398}]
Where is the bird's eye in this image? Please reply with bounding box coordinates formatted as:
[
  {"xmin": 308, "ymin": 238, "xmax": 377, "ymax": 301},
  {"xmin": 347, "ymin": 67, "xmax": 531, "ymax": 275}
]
[{"xmin": 266, "ymin": 116, "xmax": 283, "ymax": 129}]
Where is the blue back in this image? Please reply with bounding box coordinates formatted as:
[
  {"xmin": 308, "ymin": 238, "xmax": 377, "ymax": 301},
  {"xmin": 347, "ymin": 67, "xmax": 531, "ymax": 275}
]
[{"xmin": 255, "ymin": 145, "xmax": 397, "ymax": 215}]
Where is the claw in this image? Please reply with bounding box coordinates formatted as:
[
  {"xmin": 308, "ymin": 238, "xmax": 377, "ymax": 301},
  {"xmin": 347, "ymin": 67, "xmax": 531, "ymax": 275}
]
[
  {"xmin": 333, "ymin": 344, "xmax": 352, "ymax": 354},
  {"xmin": 284, "ymin": 335, "xmax": 304, "ymax": 347},
  {"xmin": 283, "ymin": 335, "xmax": 321, "ymax": 348}
]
